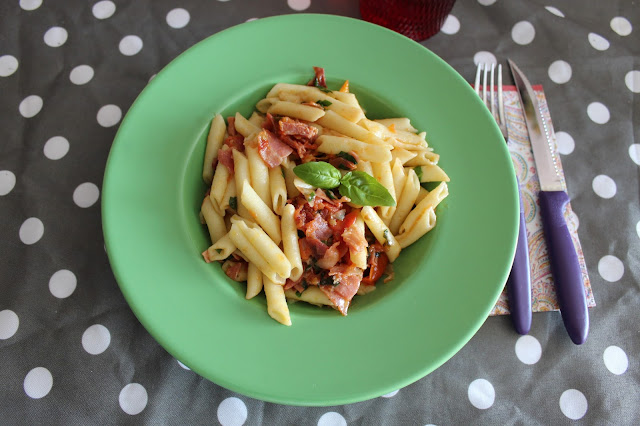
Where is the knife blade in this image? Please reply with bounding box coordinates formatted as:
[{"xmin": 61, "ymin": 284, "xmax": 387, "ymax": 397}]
[{"xmin": 508, "ymin": 59, "xmax": 589, "ymax": 345}]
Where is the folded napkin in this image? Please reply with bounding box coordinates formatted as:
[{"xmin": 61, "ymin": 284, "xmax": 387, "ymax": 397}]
[{"xmin": 490, "ymin": 85, "xmax": 595, "ymax": 316}]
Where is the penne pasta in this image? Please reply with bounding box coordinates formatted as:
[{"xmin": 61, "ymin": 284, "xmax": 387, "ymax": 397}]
[
  {"xmin": 388, "ymin": 168, "xmax": 420, "ymax": 235},
  {"xmin": 391, "ymin": 147, "xmax": 418, "ymax": 165},
  {"xmin": 201, "ymin": 196, "xmax": 226, "ymax": 244},
  {"xmin": 356, "ymin": 159, "xmax": 373, "ymax": 176},
  {"xmin": 228, "ymin": 221, "xmax": 282, "ymax": 283},
  {"xmin": 349, "ymin": 213, "xmax": 367, "ymax": 269},
  {"xmin": 400, "ymin": 182, "xmax": 448, "ymax": 235},
  {"xmin": 203, "ymin": 233, "xmax": 236, "ymax": 262},
  {"xmin": 415, "ymin": 186, "xmax": 430, "ymax": 205},
  {"xmin": 268, "ymin": 101, "xmax": 326, "ymax": 122},
  {"xmin": 241, "ymin": 181, "xmax": 282, "ymax": 245},
  {"xmin": 246, "ymin": 262, "xmax": 263, "ymax": 299},
  {"xmin": 234, "ymin": 112, "xmax": 261, "ymax": 137},
  {"xmin": 282, "ymin": 157, "xmax": 300, "ymax": 198},
  {"xmin": 404, "ymin": 149, "xmax": 439, "ymax": 167},
  {"xmin": 417, "ymin": 163, "xmax": 450, "ymax": 182},
  {"xmin": 285, "ymin": 287, "xmax": 332, "ymax": 306},
  {"xmin": 202, "ymin": 114, "xmax": 226, "ymax": 184},
  {"xmin": 269, "ymin": 165, "xmax": 287, "ymax": 215},
  {"xmin": 361, "ymin": 206, "xmax": 401, "ymax": 262},
  {"xmin": 281, "ymin": 204, "xmax": 303, "ymax": 281},
  {"xmin": 245, "ymin": 141, "xmax": 271, "ymax": 205},
  {"xmin": 232, "ymin": 217, "xmax": 291, "ymax": 280},
  {"xmin": 264, "ymin": 276, "xmax": 291, "ymax": 326},
  {"xmin": 232, "ymin": 149, "xmax": 252, "ymax": 220},
  {"xmin": 248, "ymin": 111, "xmax": 265, "ymax": 128},
  {"xmin": 316, "ymin": 110, "xmax": 385, "ymax": 146},
  {"xmin": 396, "ymin": 207, "xmax": 437, "ymax": 249},
  {"xmin": 374, "ymin": 118, "xmax": 418, "ymax": 133},
  {"xmin": 372, "ymin": 161, "xmax": 396, "ymax": 224},
  {"xmin": 317, "ymin": 135, "xmax": 392, "ymax": 162}
]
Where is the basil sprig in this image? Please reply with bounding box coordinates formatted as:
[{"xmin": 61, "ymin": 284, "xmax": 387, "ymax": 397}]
[{"xmin": 293, "ymin": 162, "xmax": 395, "ymax": 207}]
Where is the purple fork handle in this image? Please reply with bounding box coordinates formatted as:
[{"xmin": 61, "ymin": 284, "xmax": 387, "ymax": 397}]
[
  {"xmin": 539, "ymin": 191, "xmax": 589, "ymax": 345},
  {"xmin": 507, "ymin": 185, "xmax": 532, "ymax": 335}
]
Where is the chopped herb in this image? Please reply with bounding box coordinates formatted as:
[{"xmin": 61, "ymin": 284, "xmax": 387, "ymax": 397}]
[
  {"xmin": 216, "ymin": 249, "xmax": 222, "ymax": 254},
  {"xmin": 308, "ymin": 192, "xmax": 316, "ymax": 203},
  {"xmin": 295, "ymin": 291, "xmax": 302, "ymax": 297},
  {"xmin": 383, "ymin": 229, "xmax": 390, "ymax": 243},
  {"xmin": 414, "ymin": 166, "xmax": 423, "ymax": 180},
  {"xmin": 325, "ymin": 189, "xmax": 337, "ymax": 200},
  {"xmin": 318, "ymin": 86, "xmax": 332, "ymax": 93},
  {"xmin": 281, "ymin": 167, "xmax": 286, "ymax": 178},
  {"xmin": 320, "ymin": 275, "xmax": 338, "ymax": 286},
  {"xmin": 336, "ymin": 151, "xmax": 357, "ymax": 164},
  {"xmin": 301, "ymin": 280, "xmax": 308, "ymax": 290},
  {"xmin": 229, "ymin": 196, "xmax": 237, "ymax": 211},
  {"xmin": 316, "ymin": 99, "xmax": 332, "ymax": 108}
]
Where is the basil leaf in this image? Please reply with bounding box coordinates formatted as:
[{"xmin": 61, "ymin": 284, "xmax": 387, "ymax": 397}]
[
  {"xmin": 336, "ymin": 151, "xmax": 357, "ymax": 164},
  {"xmin": 229, "ymin": 196, "xmax": 237, "ymax": 211},
  {"xmin": 293, "ymin": 161, "xmax": 341, "ymax": 189},
  {"xmin": 414, "ymin": 166, "xmax": 423, "ymax": 180},
  {"xmin": 316, "ymin": 99, "xmax": 332, "ymax": 108},
  {"xmin": 339, "ymin": 171, "xmax": 396, "ymax": 207}
]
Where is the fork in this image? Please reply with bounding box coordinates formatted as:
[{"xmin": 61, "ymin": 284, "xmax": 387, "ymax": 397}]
[{"xmin": 475, "ymin": 63, "xmax": 532, "ymax": 335}]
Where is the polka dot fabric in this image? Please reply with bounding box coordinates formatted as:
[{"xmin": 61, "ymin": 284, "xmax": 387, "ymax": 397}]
[{"xmin": 0, "ymin": 0, "xmax": 637, "ymax": 424}]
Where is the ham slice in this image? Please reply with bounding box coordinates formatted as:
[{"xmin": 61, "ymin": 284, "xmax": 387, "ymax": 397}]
[
  {"xmin": 257, "ymin": 129, "xmax": 293, "ymax": 168},
  {"xmin": 217, "ymin": 148, "xmax": 234, "ymax": 174},
  {"xmin": 320, "ymin": 264, "xmax": 363, "ymax": 315},
  {"xmin": 304, "ymin": 214, "xmax": 332, "ymax": 241}
]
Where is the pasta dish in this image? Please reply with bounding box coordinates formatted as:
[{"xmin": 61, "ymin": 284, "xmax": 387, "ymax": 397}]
[{"xmin": 199, "ymin": 67, "xmax": 449, "ymax": 325}]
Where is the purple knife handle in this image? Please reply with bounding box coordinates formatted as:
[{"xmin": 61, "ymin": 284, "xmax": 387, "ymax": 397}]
[
  {"xmin": 539, "ymin": 191, "xmax": 589, "ymax": 345},
  {"xmin": 507, "ymin": 183, "xmax": 532, "ymax": 335}
]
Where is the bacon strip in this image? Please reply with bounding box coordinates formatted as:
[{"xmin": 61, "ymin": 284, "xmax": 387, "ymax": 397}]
[
  {"xmin": 217, "ymin": 148, "xmax": 234, "ymax": 174},
  {"xmin": 320, "ymin": 264, "xmax": 363, "ymax": 315},
  {"xmin": 256, "ymin": 129, "xmax": 293, "ymax": 168},
  {"xmin": 307, "ymin": 66, "xmax": 327, "ymax": 88}
]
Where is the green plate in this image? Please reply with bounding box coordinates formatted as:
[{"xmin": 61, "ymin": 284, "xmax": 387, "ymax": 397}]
[{"xmin": 102, "ymin": 14, "xmax": 518, "ymax": 406}]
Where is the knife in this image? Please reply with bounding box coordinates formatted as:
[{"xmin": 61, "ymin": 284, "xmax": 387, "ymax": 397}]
[{"xmin": 508, "ymin": 59, "xmax": 589, "ymax": 345}]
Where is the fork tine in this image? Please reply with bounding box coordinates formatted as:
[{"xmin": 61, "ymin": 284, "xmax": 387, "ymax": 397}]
[
  {"xmin": 474, "ymin": 63, "xmax": 482, "ymax": 96},
  {"xmin": 490, "ymin": 63, "xmax": 496, "ymax": 119},
  {"xmin": 497, "ymin": 64, "xmax": 506, "ymax": 127},
  {"xmin": 482, "ymin": 64, "xmax": 488, "ymax": 105}
]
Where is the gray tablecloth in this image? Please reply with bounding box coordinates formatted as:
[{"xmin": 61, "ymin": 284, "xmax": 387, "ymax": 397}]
[{"xmin": 1, "ymin": 0, "xmax": 638, "ymax": 424}]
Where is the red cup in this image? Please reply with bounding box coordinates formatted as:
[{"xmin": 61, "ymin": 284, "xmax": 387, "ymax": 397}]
[{"xmin": 360, "ymin": 0, "xmax": 457, "ymax": 42}]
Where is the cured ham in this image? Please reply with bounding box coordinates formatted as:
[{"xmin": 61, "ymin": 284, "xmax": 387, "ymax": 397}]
[
  {"xmin": 256, "ymin": 129, "xmax": 293, "ymax": 168},
  {"xmin": 320, "ymin": 264, "xmax": 364, "ymax": 315},
  {"xmin": 217, "ymin": 148, "xmax": 234, "ymax": 174}
]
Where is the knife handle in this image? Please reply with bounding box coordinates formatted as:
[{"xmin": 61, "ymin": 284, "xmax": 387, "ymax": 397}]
[
  {"xmin": 539, "ymin": 191, "xmax": 589, "ymax": 345},
  {"xmin": 507, "ymin": 183, "xmax": 532, "ymax": 335}
]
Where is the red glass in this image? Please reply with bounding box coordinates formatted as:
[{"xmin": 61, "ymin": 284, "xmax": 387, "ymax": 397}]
[{"xmin": 360, "ymin": 0, "xmax": 457, "ymax": 41}]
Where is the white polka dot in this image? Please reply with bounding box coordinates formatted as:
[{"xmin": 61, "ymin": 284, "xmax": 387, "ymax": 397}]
[
  {"xmin": 588, "ymin": 33, "xmax": 610, "ymax": 51},
  {"xmin": 49, "ymin": 269, "xmax": 77, "ymax": 298},
  {"xmin": 44, "ymin": 27, "xmax": 68, "ymax": 47},
  {"xmin": 73, "ymin": 182, "xmax": 100, "ymax": 208},
  {"xmin": 24, "ymin": 367, "xmax": 53, "ymax": 399},
  {"xmin": 317, "ymin": 412, "xmax": 347, "ymax": 426},
  {"xmin": 598, "ymin": 255, "xmax": 624, "ymax": 282},
  {"xmin": 625, "ymin": 70, "xmax": 640, "ymax": 93},
  {"xmin": 166, "ymin": 8, "xmax": 190, "ymax": 29},
  {"xmin": 82, "ymin": 324, "xmax": 111, "ymax": 355},
  {"xmin": 19, "ymin": 0, "xmax": 42, "ymax": 11},
  {"xmin": 473, "ymin": 51, "xmax": 497, "ymax": 66},
  {"xmin": 636, "ymin": 221, "xmax": 640, "ymax": 239},
  {"xmin": 544, "ymin": 6, "xmax": 565, "ymax": 18},
  {"xmin": 630, "ymin": 144, "xmax": 640, "ymax": 165},
  {"xmin": 587, "ymin": 102, "xmax": 610, "ymax": 124},
  {"xmin": 92, "ymin": 1, "xmax": 116, "ymax": 19},
  {"xmin": 477, "ymin": 0, "xmax": 496, "ymax": 5},
  {"xmin": 217, "ymin": 0, "xmax": 232, "ymax": 2},
  {"xmin": 97, "ymin": 104, "xmax": 122, "ymax": 127},
  {"xmin": 0, "ymin": 310, "xmax": 20, "ymax": 339},
  {"xmin": 217, "ymin": 397, "xmax": 248, "ymax": 426},
  {"xmin": 381, "ymin": 389, "xmax": 399, "ymax": 398},
  {"xmin": 511, "ymin": 21, "xmax": 535, "ymax": 45},
  {"xmin": 592, "ymin": 174, "xmax": 616, "ymax": 199},
  {"xmin": 0, "ymin": 170, "xmax": 16, "ymax": 196},
  {"xmin": 246, "ymin": 18, "xmax": 259, "ymax": 22},
  {"xmin": 43, "ymin": 136, "xmax": 70, "ymax": 160},
  {"xmin": 119, "ymin": 35, "xmax": 143, "ymax": 56},
  {"xmin": 467, "ymin": 379, "xmax": 495, "ymax": 409},
  {"xmin": 603, "ymin": 346, "xmax": 629, "ymax": 375},
  {"xmin": 177, "ymin": 360, "xmax": 191, "ymax": 370},
  {"xmin": 19, "ymin": 217, "xmax": 44, "ymax": 245},
  {"xmin": 119, "ymin": 383, "xmax": 148, "ymax": 415},
  {"xmin": 287, "ymin": 0, "xmax": 311, "ymax": 11},
  {"xmin": 19, "ymin": 95, "xmax": 43, "ymax": 118},
  {"xmin": 548, "ymin": 60, "xmax": 572, "ymax": 84},
  {"xmin": 515, "ymin": 335, "xmax": 542, "ymax": 364},
  {"xmin": 0, "ymin": 55, "xmax": 19, "ymax": 77},
  {"xmin": 610, "ymin": 17, "xmax": 632, "ymax": 36},
  {"xmin": 69, "ymin": 65, "xmax": 94, "ymax": 85},
  {"xmin": 559, "ymin": 389, "xmax": 588, "ymax": 420},
  {"xmin": 441, "ymin": 15, "xmax": 460, "ymax": 35},
  {"xmin": 555, "ymin": 131, "xmax": 575, "ymax": 155}
]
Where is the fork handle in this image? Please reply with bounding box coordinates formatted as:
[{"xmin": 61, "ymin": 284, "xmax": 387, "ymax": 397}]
[{"xmin": 507, "ymin": 185, "xmax": 532, "ymax": 335}]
